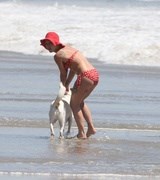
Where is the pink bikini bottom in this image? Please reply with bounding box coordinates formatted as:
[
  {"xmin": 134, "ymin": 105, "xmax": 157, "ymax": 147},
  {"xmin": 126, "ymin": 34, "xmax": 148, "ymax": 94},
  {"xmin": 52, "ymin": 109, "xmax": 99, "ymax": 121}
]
[{"xmin": 76, "ymin": 68, "xmax": 99, "ymax": 87}]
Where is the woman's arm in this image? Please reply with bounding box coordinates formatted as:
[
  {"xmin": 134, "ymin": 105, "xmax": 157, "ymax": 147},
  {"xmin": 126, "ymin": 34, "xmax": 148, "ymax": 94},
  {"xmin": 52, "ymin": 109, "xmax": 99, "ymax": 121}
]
[
  {"xmin": 54, "ymin": 55, "xmax": 67, "ymax": 86},
  {"xmin": 65, "ymin": 69, "xmax": 76, "ymax": 90}
]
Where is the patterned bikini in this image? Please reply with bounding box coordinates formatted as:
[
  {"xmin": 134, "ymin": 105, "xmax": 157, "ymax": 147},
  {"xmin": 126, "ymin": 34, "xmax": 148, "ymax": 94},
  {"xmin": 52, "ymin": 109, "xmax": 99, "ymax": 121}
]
[{"xmin": 63, "ymin": 50, "xmax": 99, "ymax": 88}]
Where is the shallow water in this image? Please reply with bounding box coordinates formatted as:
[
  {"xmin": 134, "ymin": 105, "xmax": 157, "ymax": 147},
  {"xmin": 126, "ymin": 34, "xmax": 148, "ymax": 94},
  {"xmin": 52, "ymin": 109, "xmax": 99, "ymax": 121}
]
[
  {"xmin": 0, "ymin": 51, "xmax": 160, "ymax": 178},
  {"xmin": 0, "ymin": 127, "xmax": 160, "ymax": 179},
  {"xmin": 0, "ymin": 51, "xmax": 160, "ymax": 130}
]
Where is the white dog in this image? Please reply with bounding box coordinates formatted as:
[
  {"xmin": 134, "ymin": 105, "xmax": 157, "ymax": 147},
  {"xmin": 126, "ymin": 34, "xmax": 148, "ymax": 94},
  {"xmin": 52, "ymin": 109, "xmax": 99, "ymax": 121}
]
[{"xmin": 49, "ymin": 82, "xmax": 73, "ymax": 138}]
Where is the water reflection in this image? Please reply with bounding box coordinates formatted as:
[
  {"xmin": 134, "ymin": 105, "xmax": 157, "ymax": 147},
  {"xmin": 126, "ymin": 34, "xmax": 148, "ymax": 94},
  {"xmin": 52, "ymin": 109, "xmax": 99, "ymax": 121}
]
[{"xmin": 49, "ymin": 138, "xmax": 90, "ymax": 156}]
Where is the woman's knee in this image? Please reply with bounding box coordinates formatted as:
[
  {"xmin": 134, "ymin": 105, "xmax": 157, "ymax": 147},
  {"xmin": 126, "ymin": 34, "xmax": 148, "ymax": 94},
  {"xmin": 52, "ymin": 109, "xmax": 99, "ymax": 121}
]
[
  {"xmin": 80, "ymin": 102, "xmax": 84, "ymax": 109},
  {"xmin": 70, "ymin": 98, "xmax": 79, "ymax": 111}
]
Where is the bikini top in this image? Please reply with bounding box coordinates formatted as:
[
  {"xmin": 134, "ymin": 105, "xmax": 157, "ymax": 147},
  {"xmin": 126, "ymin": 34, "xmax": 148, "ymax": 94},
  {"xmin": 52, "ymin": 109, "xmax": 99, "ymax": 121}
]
[{"xmin": 63, "ymin": 50, "xmax": 78, "ymax": 71}]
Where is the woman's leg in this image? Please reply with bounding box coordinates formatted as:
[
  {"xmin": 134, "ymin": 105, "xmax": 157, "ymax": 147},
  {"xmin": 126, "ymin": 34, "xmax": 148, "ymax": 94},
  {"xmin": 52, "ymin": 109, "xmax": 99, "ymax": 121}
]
[
  {"xmin": 70, "ymin": 77, "xmax": 96, "ymax": 139},
  {"xmin": 81, "ymin": 103, "xmax": 96, "ymax": 137}
]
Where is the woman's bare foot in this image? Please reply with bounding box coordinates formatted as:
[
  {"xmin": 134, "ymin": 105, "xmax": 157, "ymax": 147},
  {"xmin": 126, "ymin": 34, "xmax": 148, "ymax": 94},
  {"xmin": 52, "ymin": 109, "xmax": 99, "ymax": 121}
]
[
  {"xmin": 77, "ymin": 133, "xmax": 87, "ymax": 139},
  {"xmin": 86, "ymin": 127, "xmax": 96, "ymax": 138}
]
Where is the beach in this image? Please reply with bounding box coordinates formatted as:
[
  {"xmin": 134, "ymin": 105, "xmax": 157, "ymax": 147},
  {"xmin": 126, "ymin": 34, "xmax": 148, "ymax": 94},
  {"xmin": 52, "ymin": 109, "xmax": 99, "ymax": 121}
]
[
  {"xmin": 0, "ymin": 0, "xmax": 160, "ymax": 178},
  {"xmin": 0, "ymin": 51, "xmax": 160, "ymax": 179}
]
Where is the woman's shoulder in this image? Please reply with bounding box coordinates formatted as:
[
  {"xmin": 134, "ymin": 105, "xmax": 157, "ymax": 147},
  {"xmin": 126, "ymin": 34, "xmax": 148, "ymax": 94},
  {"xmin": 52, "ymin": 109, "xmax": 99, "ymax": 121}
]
[
  {"xmin": 56, "ymin": 45, "xmax": 78, "ymax": 58},
  {"xmin": 54, "ymin": 48, "xmax": 67, "ymax": 61},
  {"xmin": 63, "ymin": 45, "xmax": 78, "ymax": 52}
]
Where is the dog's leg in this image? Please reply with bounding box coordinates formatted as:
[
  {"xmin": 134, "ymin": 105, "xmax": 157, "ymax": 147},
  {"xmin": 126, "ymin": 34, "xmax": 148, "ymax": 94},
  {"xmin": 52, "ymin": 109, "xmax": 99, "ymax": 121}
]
[
  {"xmin": 50, "ymin": 123, "xmax": 55, "ymax": 137},
  {"xmin": 59, "ymin": 117, "xmax": 65, "ymax": 139},
  {"xmin": 67, "ymin": 116, "xmax": 72, "ymax": 135},
  {"xmin": 59, "ymin": 125, "xmax": 65, "ymax": 138},
  {"xmin": 49, "ymin": 104, "xmax": 55, "ymax": 137}
]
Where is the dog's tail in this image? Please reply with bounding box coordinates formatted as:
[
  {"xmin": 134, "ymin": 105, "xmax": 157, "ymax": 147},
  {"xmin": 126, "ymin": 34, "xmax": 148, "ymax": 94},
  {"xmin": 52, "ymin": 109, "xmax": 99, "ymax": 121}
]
[{"xmin": 53, "ymin": 82, "xmax": 66, "ymax": 108}]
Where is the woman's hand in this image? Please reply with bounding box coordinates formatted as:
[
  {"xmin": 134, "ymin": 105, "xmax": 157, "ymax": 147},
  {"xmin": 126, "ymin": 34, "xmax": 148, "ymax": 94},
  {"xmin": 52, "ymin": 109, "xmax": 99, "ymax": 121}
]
[{"xmin": 65, "ymin": 85, "xmax": 70, "ymax": 92}]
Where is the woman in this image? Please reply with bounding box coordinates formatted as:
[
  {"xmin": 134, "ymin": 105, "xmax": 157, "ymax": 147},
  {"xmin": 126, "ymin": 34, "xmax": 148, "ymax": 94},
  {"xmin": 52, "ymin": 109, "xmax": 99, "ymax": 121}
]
[{"xmin": 40, "ymin": 32, "xmax": 99, "ymax": 139}]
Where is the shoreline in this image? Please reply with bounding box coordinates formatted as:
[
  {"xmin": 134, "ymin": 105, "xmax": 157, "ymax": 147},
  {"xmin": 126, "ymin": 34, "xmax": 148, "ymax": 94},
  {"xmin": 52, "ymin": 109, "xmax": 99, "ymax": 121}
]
[
  {"xmin": 1, "ymin": 119, "xmax": 160, "ymax": 131},
  {"xmin": 0, "ymin": 173, "xmax": 160, "ymax": 180},
  {"xmin": 1, "ymin": 50, "xmax": 160, "ymax": 70}
]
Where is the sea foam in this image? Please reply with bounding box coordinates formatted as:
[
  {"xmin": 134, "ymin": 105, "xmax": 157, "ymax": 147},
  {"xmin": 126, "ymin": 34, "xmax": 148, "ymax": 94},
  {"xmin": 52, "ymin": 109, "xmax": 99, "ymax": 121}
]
[{"xmin": 0, "ymin": 0, "xmax": 160, "ymax": 66}]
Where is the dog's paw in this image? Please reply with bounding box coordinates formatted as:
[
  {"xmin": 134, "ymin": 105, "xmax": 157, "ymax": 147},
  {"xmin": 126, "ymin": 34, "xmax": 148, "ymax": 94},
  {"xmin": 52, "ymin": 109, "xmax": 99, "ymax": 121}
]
[
  {"xmin": 59, "ymin": 135, "xmax": 64, "ymax": 139},
  {"xmin": 50, "ymin": 135, "xmax": 55, "ymax": 141}
]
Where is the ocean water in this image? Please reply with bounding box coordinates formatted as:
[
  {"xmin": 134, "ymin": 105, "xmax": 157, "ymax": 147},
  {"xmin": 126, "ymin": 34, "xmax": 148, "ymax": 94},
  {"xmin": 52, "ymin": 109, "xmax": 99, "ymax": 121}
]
[
  {"xmin": 0, "ymin": 51, "xmax": 160, "ymax": 179},
  {"xmin": 0, "ymin": 0, "xmax": 160, "ymax": 66},
  {"xmin": 0, "ymin": 0, "xmax": 160, "ymax": 178},
  {"xmin": 1, "ymin": 51, "xmax": 160, "ymax": 130}
]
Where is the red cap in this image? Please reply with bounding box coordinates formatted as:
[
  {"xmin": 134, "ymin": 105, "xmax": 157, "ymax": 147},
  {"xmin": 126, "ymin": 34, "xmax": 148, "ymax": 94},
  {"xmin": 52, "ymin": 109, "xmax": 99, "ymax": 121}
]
[{"xmin": 40, "ymin": 32, "xmax": 63, "ymax": 47}]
